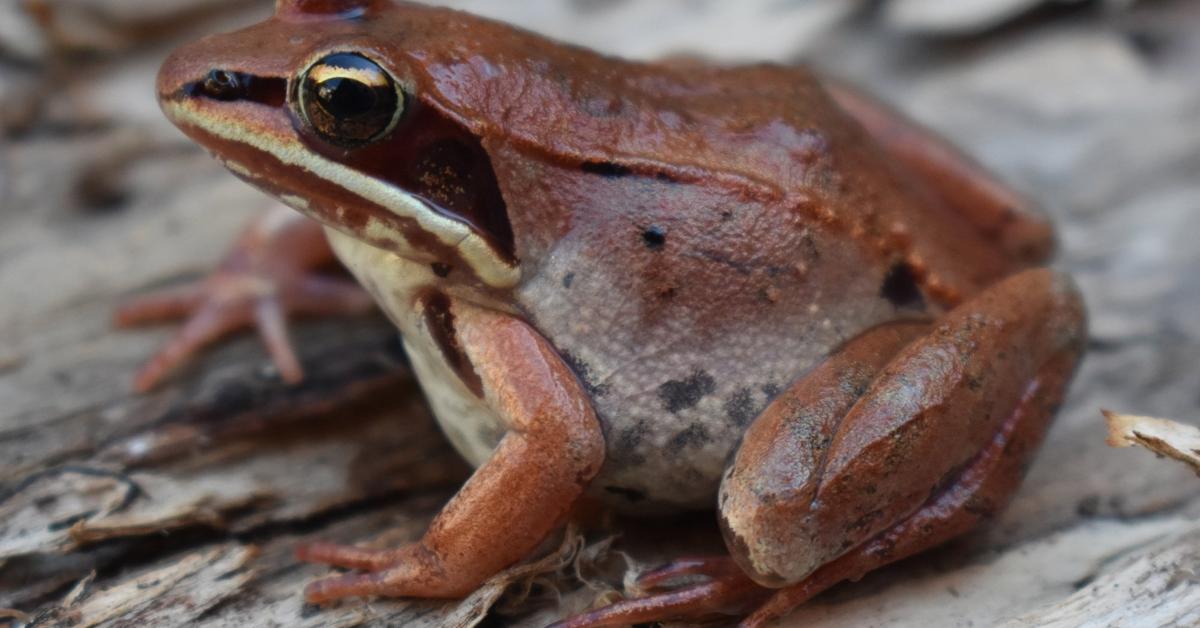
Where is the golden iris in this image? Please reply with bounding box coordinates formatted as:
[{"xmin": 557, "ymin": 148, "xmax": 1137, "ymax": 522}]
[{"xmin": 298, "ymin": 53, "xmax": 403, "ymax": 147}]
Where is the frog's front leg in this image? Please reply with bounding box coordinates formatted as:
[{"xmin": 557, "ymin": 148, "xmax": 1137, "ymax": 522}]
[
  {"xmin": 297, "ymin": 303, "xmax": 605, "ymax": 601},
  {"xmin": 117, "ymin": 205, "xmax": 373, "ymax": 391},
  {"xmin": 557, "ymin": 269, "xmax": 1084, "ymax": 627}
]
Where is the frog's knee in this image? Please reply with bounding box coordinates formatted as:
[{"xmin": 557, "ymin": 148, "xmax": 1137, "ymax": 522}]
[{"xmin": 717, "ymin": 464, "xmax": 830, "ymax": 587}]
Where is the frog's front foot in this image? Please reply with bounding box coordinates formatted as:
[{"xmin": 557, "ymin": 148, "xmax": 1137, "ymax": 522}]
[
  {"xmin": 296, "ymin": 541, "xmax": 478, "ymax": 602},
  {"xmin": 116, "ymin": 207, "xmax": 372, "ymax": 391}
]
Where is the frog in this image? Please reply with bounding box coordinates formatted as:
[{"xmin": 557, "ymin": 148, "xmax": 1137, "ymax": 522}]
[{"xmin": 121, "ymin": 0, "xmax": 1087, "ymax": 625}]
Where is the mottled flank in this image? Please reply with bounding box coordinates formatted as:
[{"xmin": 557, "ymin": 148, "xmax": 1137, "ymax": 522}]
[{"xmin": 658, "ymin": 370, "xmax": 716, "ymax": 413}]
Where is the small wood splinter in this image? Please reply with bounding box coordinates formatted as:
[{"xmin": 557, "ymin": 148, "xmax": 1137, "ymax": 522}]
[{"xmin": 1103, "ymin": 410, "xmax": 1200, "ymax": 476}]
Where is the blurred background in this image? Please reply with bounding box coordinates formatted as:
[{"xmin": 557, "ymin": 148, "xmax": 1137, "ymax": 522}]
[{"xmin": 1, "ymin": 1, "xmax": 1198, "ymax": 626}]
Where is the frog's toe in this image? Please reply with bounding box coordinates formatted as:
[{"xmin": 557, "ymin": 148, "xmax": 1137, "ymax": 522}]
[
  {"xmin": 115, "ymin": 282, "xmax": 206, "ymax": 326},
  {"xmin": 119, "ymin": 271, "xmax": 371, "ymax": 392},
  {"xmin": 551, "ymin": 557, "xmax": 767, "ymax": 628},
  {"xmin": 123, "ymin": 293, "xmax": 257, "ymax": 392},
  {"xmin": 295, "ymin": 540, "xmax": 402, "ymax": 572}
]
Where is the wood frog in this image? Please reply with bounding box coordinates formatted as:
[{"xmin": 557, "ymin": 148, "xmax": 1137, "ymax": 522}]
[{"xmin": 123, "ymin": 0, "xmax": 1086, "ymax": 624}]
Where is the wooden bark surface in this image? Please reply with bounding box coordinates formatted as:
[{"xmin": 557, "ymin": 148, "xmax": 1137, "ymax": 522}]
[{"xmin": 1, "ymin": 1, "xmax": 1199, "ymax": 626}]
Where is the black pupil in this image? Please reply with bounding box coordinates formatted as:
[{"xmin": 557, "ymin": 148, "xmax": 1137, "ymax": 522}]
[{"xmin": 316, "ymin": 77, "xmax": 377, "ymax": 119}]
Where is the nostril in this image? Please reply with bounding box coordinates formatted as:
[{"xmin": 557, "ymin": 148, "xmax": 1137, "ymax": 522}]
[{"xmin": 202, "ymin": 69, "xmax": 241, "ymax": 99}]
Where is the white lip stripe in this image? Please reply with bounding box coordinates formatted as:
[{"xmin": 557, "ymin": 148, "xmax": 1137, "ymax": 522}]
[{"xmin": 166, "ymin": 99, "xmax": 520, "ymax": 288}]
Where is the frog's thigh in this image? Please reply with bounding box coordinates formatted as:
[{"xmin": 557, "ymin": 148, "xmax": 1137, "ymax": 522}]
[
  {"xmin": 744, "ymin": 330, "xmax": 1083, "ymax": 628},
  {"xmin": 720, "ymin": 269, "xmax": 1085, "ymax": 588},
  {"xmin": 825, "ymin": 79, "xmax": 1056, "ymax": 266},
  {"xmin": 299, "ymin": 305, "xmax": 605, "ymax": 601}
]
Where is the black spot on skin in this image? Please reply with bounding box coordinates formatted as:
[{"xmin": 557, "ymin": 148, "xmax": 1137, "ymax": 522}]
[
  {"xmin": 423, "ymin": 292, "xmax": 484, "ymax": 397},
  {"xmin": 560, "ymin": 350, "xmax": 610, "ymax": 397},
  {"xmin": 581, "ymin": 160, "xmax": 633, "ymax": 178},
  {"xmin": 614, "ymin": 422, "xmax": 648, "ymax": 464},
  {"xmin": 604, "ymin": 486, "xmax": 647, "ymax": 502},
  {"xmin": 431, "ymin": 262, "xmax": 452, "ymax": 278},
  {"xmin": 761, "ymin": 383, "xmax": 782, "ymax": 400},
  {"xmin": 642, "ymin": 226, "xmax": 667, "ymax": 250},
  {"xmin": 658, "ymin": 370, "xmax": 716, "ymax": 413},
  {"xmin": 562, "ymin": 272, "xmax": 576, "ymax": 289},
  {"xmin": 724, "ymin": 387, "xmax": 758, "ymax": 427},
  {"xmin": 667, "ymin": 424, "xmax": 710, "ymax": 453},
  {"xmin": 618, "ymin": 423, "xmax": 646, "ymax": 449},
  {"xmin": 880, "ymin": 262, "xmax": 925, "ymax": 309}
]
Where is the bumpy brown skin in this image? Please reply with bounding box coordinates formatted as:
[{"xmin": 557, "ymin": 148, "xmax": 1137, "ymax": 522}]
[{"xmin": 139, "ymin": 0, "xmax": 1086, "ymax": 624}]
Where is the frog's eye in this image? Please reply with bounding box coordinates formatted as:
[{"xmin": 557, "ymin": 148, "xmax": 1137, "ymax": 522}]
[{"xmin": 298, "ymin": 53, "xmax": 404, "ymax": 147}]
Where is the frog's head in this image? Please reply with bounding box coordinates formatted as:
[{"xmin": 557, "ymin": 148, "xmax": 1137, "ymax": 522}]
[{"xmin": 156, "ymin": 0, "xmax": 564, "ymax": 291}]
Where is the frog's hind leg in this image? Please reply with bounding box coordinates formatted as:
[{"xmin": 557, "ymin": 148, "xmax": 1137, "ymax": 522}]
[
  {"xmin": 549, "ymin": 557, "xmax": 769, "ymax": 628},
  {"xmin": 555, "ymin": 269, "xmax": 1084, "ymax": 627},
  {"xmin": 550, "ymin": 320, "xmax": 928, "ymax": 628},
  {"xmin": 825, "ymin": 79, "xmax": 1057, "ymax": 266},
  {"xmin": 723, "ymin": 268, "xmax": 1084, "ymax": 620},
  {"xmin": 740, "ymin": 336, "xmax": 1080, "ymax": 626},
  {"xmin": 116, "ymin": 205, "xmax": 373, "ymax": 391},
  {"xmin": 297, "ymin": 304, "xmax": 605, "ymax": 602}
]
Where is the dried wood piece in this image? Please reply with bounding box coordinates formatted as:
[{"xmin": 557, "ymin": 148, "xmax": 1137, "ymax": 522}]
[
  {"xmin": 777, "ymin": 516, "xmax": 1197, "ymax": 626},
  {"xmin": 999, "ymin": 527, "xmax": 1200, "ymax": 627},
  {"xmin": 0, "ymin": 393, "xmax": 467, "ymax": 560},
  {"xmin": 42, "ymin": 544, "xmax": 259, "ymax": 627},
  {"xmin": 440, "ymin": 524, "xmax": 593, "ymax": 628},
  {"xmin": 1104, "ymin": 410, "xmax": 1200, "ymax": 475}
]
